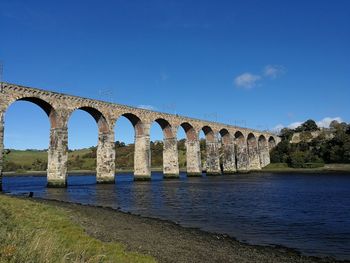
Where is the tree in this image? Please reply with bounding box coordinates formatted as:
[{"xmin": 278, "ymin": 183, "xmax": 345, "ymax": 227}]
[
  {"xmin": 280, "ymin": 128, "xmax": 294, "ymax": 141},
  {"xmin": 295, "ymin": 119, "xmax": 319, "ymax": 132},
  {"xmin": 288, "ymin": 151, "xmax": 306, "ymax": 168}
]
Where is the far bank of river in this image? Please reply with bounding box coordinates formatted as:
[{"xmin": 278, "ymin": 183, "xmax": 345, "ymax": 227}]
[{"xmin": 3, "ymin": 163, "xmax": 350, "ymax": 176}]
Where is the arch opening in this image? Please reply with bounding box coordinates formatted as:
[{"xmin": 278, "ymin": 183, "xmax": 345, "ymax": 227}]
[
  {"xmin": 247, "ymin": 133, "xmax": 257, "ymax": 146},
  {"xmin": 2, "ymin": 100, "xmax": 51, "ymax": 178},
  {"xmin": 234, "ymin": 131, "xmax": 245, "ymax": 145},
  {"xmin": 258, "ymin": 135, "xmax": 267, "ymax": 147},
  {"xmin": 67, "ymin": 108, "xmax": 103, "ymax": 172},
  {"xmin": 114, "ymin": 115, "xmax": 141, "ymax": 172},
  {"xmin": 150, "ymin": 120, "xmax": 165, "ymax": 171},
  {"xmin": 268, "ymin": 136, "xmax": 276, "ymax": 149},
  {"xmin": 219, "ymin": 129, "xmax": 231, "ymax": 145},
  {"xmin": 180, "ymin": 122, "xmax": 196, "ymax": 141},
  {"xmin": 121, "ymin": 113, "xmax": 143, "ymax": 136}
]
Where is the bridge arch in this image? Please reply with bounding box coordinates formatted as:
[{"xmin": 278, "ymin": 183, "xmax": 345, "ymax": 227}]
[
  {"xmin": 68, "ymin": 106, "xmax": 115, "ymax": 184},
  {"xmin": 2, "ymin": 98, "xmax": 55, "ymax": 175},
  {"xmin": 117, "ymin": 113, "xmax": 144, "ymax": 136},
  {"xmin": 220, "ymin": 129, "xmax": 236, "ymax": 174},
  {"xmin": 69, "ymin": 106, "xmax": 110, "ymax": 132},
  {"xmin": 201, "ymin": 125, "xmax": 215, "ymax": 142},
  {"xmin": 5, "ymin": 97, "xmax": 58, "ymax": 128},
  {"xmin": 219, "ymin": 129, "xmax": 231, "ymax": 145},
  {"xmin": 1, "ymin": 97, "xmax": 69, "ymax": 188},
  {"xmin": 178, "ymin": 122, "xmax": 201, "ymax": 176},
  {"xmin": 154, "ymin": 118, "xmax": 175, "ymax": 139},
  {"xmin": 151, "ymin": 118, "xmax": 179, "ymax": 178},
  {"xmin": 234, "ymin": 131, "xmax": 248, "ymax": 171},
  {"xmin": 115, "ymin": 113, "xmax": 150, "ymax": 180},
  {"xmin": 258, "ymin": 135, "xmax": 267, "ymax": 147},
  {"xmin": 268, "ymin": 136, "xmax": 276, "ymax": 150}
]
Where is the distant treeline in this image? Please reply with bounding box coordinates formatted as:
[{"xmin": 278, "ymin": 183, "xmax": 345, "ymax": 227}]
[
  {"xmin": 3, "ymin": 139, "xmax": 207, "ymax": 172},
  {"xmin": 270, "ymin": 119, "xmax": 350, "ymax": 168}
]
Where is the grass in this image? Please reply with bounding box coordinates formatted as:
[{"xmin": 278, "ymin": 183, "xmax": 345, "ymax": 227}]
[
  {"xmin": 0, "ymin": 195, "xmax": 156, "ymax": 263},
  {"xmin": 262, "ymin": 163, "xmax": 350, "ymax": 172},
  {"xmin": 5, "ymin": 150, "xmax": 48, "ymax": 167}
]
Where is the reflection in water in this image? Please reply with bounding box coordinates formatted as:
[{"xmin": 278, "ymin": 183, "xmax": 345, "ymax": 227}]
[{"xmin": 3, "ymin": 172, "xmax": 350, "ymax": 260}]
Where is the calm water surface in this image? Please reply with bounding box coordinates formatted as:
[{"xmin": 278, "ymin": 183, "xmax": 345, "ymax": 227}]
[{"xmin": 3, "ymin": 172, "xmax": 350, "ymax": 260}]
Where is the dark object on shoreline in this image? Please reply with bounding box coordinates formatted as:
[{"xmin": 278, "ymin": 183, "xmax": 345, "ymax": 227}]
[{"xmin": 28, "ymin": 192, "xmax": 34, "ymax": 198}]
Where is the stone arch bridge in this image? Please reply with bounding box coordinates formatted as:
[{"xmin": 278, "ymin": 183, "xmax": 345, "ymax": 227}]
[{"xmin": 0, "ymin": 82, "xmax": 280, "ymax": 189}]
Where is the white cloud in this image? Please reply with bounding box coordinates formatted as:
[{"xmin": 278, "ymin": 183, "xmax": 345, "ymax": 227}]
[
  {"xmin": 263, "ymin": 65, "xmax": 286, "ymax": 79},
  {"xmin": 234, "ymin": 65, "xmax": 286, "ymax": 90},
  {"xmin": 288, "ymin": 122, "xmax": 303, "ymax": 129},
  {"xmin": 137, "ymin": 105, "xmax": 157, "ymax": 111},
  {"xmin": 234, "ymin": 73, "xmax": 261, "ymax": 89},
  {"xmin": 316, "ymin": 117, "xmax": 343, "ymax": 128},
  {"xmin": 272, "ymin": 124, "xmax": 284, "ymax": 132}
]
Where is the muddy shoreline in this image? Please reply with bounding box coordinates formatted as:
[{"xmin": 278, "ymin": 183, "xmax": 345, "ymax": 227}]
[{"xmin": 29, "ymin": 197, "xmax": 345, "ymax": 263}]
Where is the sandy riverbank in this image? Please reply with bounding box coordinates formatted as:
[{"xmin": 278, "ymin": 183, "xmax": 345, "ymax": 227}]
[{"xmin": 31, "ymin": 197, "xmax": 343, "ymax": 263}]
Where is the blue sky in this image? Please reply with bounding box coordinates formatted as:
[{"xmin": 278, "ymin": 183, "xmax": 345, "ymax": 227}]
[{"xmin": 1, "ymin": 0, "xmax": 349, "ymax": 149}]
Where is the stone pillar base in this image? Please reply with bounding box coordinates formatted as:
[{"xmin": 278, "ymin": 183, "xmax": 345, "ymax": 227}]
[
  {"xmin": 134, "ymin": 174, "xmax": 151, "ymax": 181},
  {"xmin": 222, "ymin": 170, "xmax": 236, "ymax": 175},
  {"xmin": 236, "ymin": 169, "xmax": 250, "ymax": 174},
  {"xmin": 47, "ymin": 179, "xmax": 67, "ymax": 188},
  {"xmin": 164, "ymin": 173, "xmax": 180, "ymax": 179},
  {"xmin": 97, "ymin": 176, "xmax": 115, "ymax": 184},
  {"xmin": 187, "ymin": 172, "xmax": 202, "ymax": 177},
  {"xmin": 206, "ymin": 171, "xmax": 222, "ymax": 176}
]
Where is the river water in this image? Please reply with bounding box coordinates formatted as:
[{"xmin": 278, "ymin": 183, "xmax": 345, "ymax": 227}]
[{"xmin": 3, "ymin": 172, "xmax": 350, "ymax": 260}]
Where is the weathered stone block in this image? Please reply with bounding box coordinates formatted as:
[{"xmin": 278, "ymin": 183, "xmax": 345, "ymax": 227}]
[
  {"xmin": 97, "ymin": 130, "xmax": 116, "ymax": 184},
  {"xmin": 163, "ymin": 137, "xmax": 179, "ymax": 178},
  {"xmin": 186, "ymin": 139, "xmax": 202, "ymax": 176},
  {"xmin": 47, "ymin": 127, "xmax": 68, "ymax": 188},
  {"xmin": 206, "ymin": 137, "xmax": 221, "ymax": 175}
]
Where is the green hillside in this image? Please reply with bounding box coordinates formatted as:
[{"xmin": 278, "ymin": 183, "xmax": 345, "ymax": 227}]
[{"xmin": 3, "ymin": 139, "xmax": 207, "ymax": 172}]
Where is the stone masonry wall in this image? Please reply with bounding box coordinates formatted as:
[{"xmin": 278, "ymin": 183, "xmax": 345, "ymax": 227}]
[{"xmin": 0, "ymin": 82, "xmax": 279, "ymax": 187}]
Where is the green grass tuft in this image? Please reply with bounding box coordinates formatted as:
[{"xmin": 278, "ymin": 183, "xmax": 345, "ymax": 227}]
[{"xmin": 0, "ymin": 195, "xmax": 156, "ymax": 263}]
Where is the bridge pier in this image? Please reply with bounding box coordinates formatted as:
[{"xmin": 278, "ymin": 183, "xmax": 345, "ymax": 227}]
[
  {"xmin": 258, "ymin": 139, "xmax": 270, "ymax": 168},
  {"xmin": 134, "ymin": 123, "xmax": 151, "ymax": 181},
  {"xmin": 96, "ymin": 129, "xmax": 115, "ymax": 184},
  {"xmin": 163, "ymin": 136, "xmax": 179, "ymax": 179},
  {"xmin": 247, "ymin": 135, "xmax": 261, "ymax": 170},
  {"xmin": 47, "ymin": 126, "xmax": 68, "ymax": 188},
  {"xmin": 0, "ymin": 110, "xmax": 4, "ymax": 191},
  {"xmin": 235, "ymin": 143, "xmax": 249, "ymax": 172},
  {"xmin": 206, "ymin": 135, "xmax": 221, "ymax": 175},
  {"xmin": 186, "ymin": 139, "xmax": 202, "ymax": 176},
  {"xmin": 222, "ymin": 142, "xmax": 236, "ymax": 174}
]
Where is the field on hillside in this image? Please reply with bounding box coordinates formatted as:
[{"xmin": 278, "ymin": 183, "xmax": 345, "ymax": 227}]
[{"xmin": 3, "ymin": 139, "xmax": 207, "ymax": 172}]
